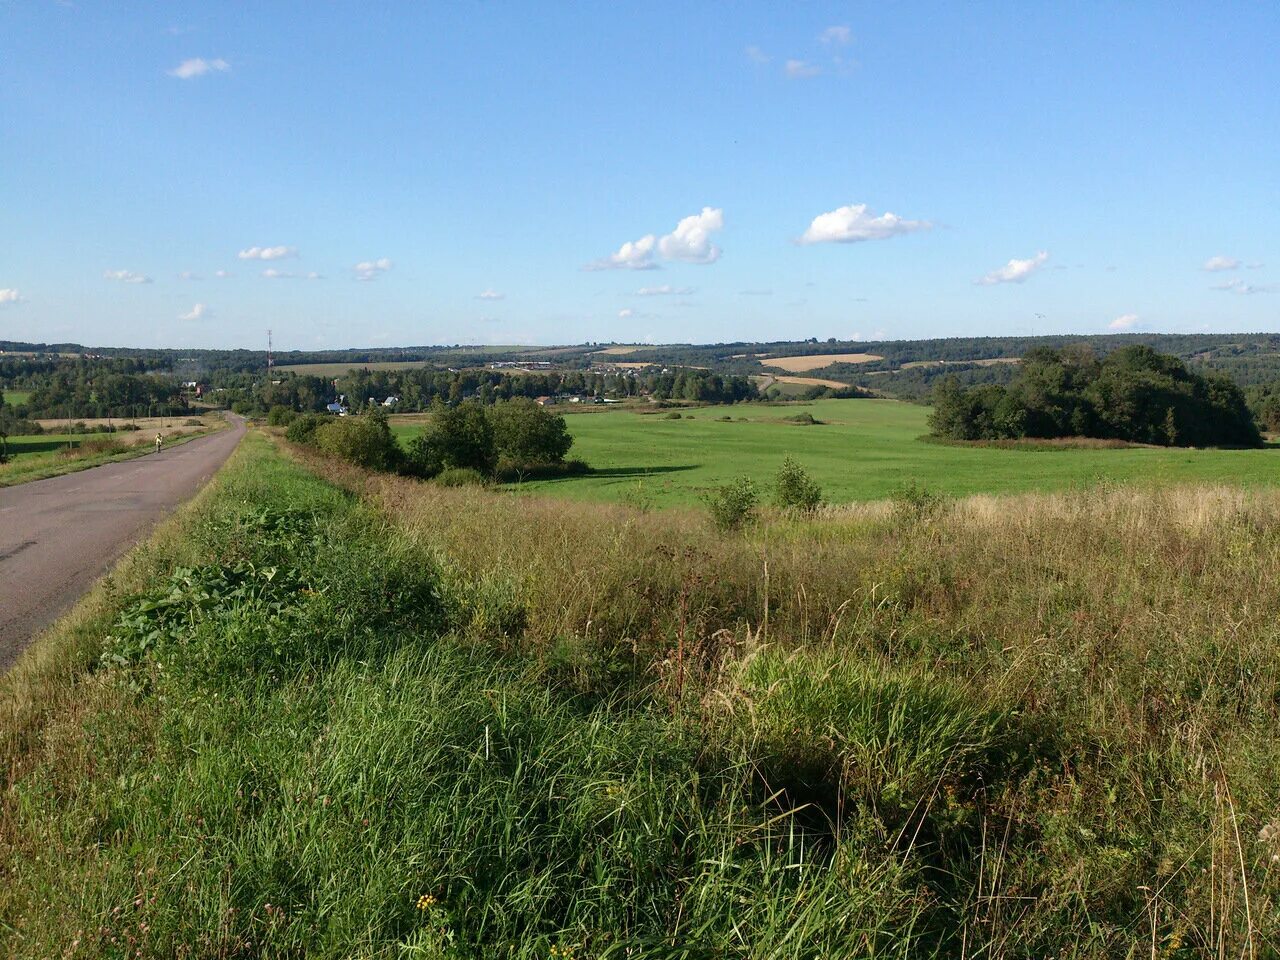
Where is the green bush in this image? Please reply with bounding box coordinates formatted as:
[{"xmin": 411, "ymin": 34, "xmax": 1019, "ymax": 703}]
[
  {"xmin": 489, "ymin": 398, "xmax": 573, "ymax": 466},
  {"xmin": 664, "ymin": 411, "xmax": 683, "ymax": 420},
  {"xmin": 313, "ymin": 413, "xmax": 402, "ymax": 472},
  {"xmin": 435, "ymin": 466, "xmax": 490, "ymax": 487},
  {"xmin": 774, "ymin": 456, "xmax": 823, "ymax": 512},
  {"xmin": 266, "ymin": 405, "xmax": 297, "ymax": 426},
  {"xmin": 891, "ymin": 480, "xmax": 948, "ymax": 523},
  {"xmin": 284, "ymin": 412, "xmax": 327, "ymax": 444},
  {"xmin": 406, "ymin": 402, "xmax": 496, "ymax": 478},
  {"xmin": 704, "ymin": 476, "xmax": 758, "ymax": 531}
]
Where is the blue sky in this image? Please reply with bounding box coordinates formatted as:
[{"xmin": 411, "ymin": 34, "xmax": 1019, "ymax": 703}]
[{"xmin": 2, "ymin": 2, "xmax": 1277, "ymax": 350}]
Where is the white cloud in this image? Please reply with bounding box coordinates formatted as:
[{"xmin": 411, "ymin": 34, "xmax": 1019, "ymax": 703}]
[
  {"xmin": 238, "ymin": 245, "xmax": 297, "ymax": 261},
  {"xmin": 0, "ymin": 288, "xmax": 22, "ymax": 305},
  {"xmin": 618, "ymin": 308, "xmax": 634, "ymax": 319},
  {"xmin": 179, "ymin": 270, "xmax": 201, "ymax": 281},
  {"xmin": 178, "ymin": 303, "xmax": 208, "ymax": 321},
  {"xmin": 785, "ymin": 59, "xmax": 820, "ymax": 78},
  {"xmin": 636, "ymin": 285, "xmax": 692, "ymax": 296},
  {"xmin": 820, "ymin": 25, "xmax": 852, "ymax": 45},
  {"xmin": 214, "ymin": 269, "xmax": 232, "ymax": 278},
  {"xmin": 798, "ymin": 203, "xmax": 932, "ymax": 244},
  {"xmin": 475, "ymin": 289, "xmax": 505, "ymax": 300},
  {"xmin": 1203, "ymin": 255, "xmax": 1241, "ymax": 272},
  {"xmin": 1212, "ymin": 278, "xmax": 1271, "ymax": 295},
  {"xmin": 104, "ymin": 269, "xmax": 152, "ymax": 284},
  {"xmin": 354, "ymin": 257, "xmax": 393, "ymax": 281},
  {"xmin": 1247, "ymin": 261, "xmax": 1265, "ymax": 269},
  {"xmin": 585, "ymin": 233, "xmax": 658, "ymax": 271},
  {"xmin": 590, "ymin": 207, "xmax": 725, "ymax": 270},
  {"xmin": 976, "ymin": 251, "xmax": 1050, "ymax": 286},
  {"xmin": 260, "ymin": 269, "xmax": 321, "ymax": 280},
  {"xmin": 745, "ymin": 46, "xmax": 771, "ymax": 65},
  {"xmin": 1109, "ymin": 313, "xmax": 1139, "ymax": 330},
  {"xmin": 658, "ymin": 207, "xmax": 724, "ymax": 264},
  {"xmin": 168, "ymin": 57, "xmax": 230, "ymax": 79}
]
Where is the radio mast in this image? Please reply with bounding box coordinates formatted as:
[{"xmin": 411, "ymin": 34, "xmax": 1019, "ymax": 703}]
[{"xmin": 267, "ymin": 329, "xmax": 274, "ymax": 374}]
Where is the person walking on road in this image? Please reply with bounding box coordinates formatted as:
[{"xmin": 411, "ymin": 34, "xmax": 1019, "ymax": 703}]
[{"xmin": 154, "ymin": 432, "xmax": 163, "ymax": 454}]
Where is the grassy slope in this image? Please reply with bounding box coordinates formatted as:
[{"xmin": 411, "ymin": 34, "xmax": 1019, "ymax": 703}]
[
  {"xmin": 4, "ymin": 431, "xmax": 1279, "ymax": 956},
  {"xmin": 393, "ymin": 398, "xmax": 1280, "ymax": 506}
]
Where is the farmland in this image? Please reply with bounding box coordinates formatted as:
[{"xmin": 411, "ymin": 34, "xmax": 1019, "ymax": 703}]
[{"xmin": 391, "ymin": 398, "xmax": 1280, "ymax": 506}]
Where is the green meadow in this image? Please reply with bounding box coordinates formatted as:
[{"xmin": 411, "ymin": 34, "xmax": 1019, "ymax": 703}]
[{"xmin": 392, "ymin": 398, "xmax": 1280, "ymax": 506}]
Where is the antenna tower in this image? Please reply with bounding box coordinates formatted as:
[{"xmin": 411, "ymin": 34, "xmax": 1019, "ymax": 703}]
[{"xmin": 267, "ymin": 329, "xmax": 274, "ymax": 373}]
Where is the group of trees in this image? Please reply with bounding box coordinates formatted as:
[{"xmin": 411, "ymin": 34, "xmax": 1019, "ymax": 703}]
[
  {"xmin": 0, "ymin": 356, "xmax": 189, "ymax": 419},
  {"xmin": 221, "ymin": 366, "xmax": 758, "ymax": 418},
  {"xmin": 929, "ymin": 345, "xmax": 1262, "ymax": 447},
  {"xmin": 284, "ymin": 398, "xmax": 579, "ymax": 482}
]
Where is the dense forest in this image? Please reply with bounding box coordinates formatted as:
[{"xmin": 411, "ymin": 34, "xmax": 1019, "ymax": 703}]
[{"xmin": 929, "ymin": 345, "xmax": 1262, "ymax": 447}]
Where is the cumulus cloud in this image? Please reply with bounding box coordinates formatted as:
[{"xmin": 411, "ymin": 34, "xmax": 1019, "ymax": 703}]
[
  {"xmin": 1213, "ymin": 278, "xmax": 1272, "ymax": 295},
  {"xmin": 1203, "ymin": 255, "xmax": 1241, "ymax": 272},
  {"xmin": 976, "ymin": 251, "xmax": 1050, "ymax": 286},
  {"xmin": 475, "ymin": 289, "xmax": 505, "ymax": 300},
  {"xmin": 354, "ymin": 257, "xmax": 393, "ymax": 281},
  {"xmin": 178, "ymin": 303, "xmax": 208, "ymax": 321},
  {"xmin": 1109, "ymin": 313, "xmax": 1139, "ymax": 330},
  {"xmin": 0, "ymin": 288, "xmax": 22, "ymax": 305},
  {"xmin": 168, "ymin": 57, "xmax": 230, "ymax": 79},
  {"xmin": 214, "ymin": 269, "xmax": 232, "ymax": 278},
  {"xmin": 585, "ymin": 233, "xmax": 658, "ymax": 271},
  {"xmin": 262, "ymin": 268, "xmax": 323, "ymax": 280},
  {"xmin": 104, "ymin": 269, "xmax": 152, "ymax": 284},
  {"xmin": 820, "ymin": 25, "xmax": 852, "ymax": 45},
  {"xmin": 745, "ymin": 45, "xmax": 771, "ymax": 65},
  {"xmin": 798, "ymin": 203, "xmax": 932, "ymax": 245},
  {"xmin": 238, "ymin": 245, "xmax": 297, "ymax": 261},
  {"xmin": 658, "ymin": 207, "xmax": 724, "ymax": 264},
  {"xmin": 785, "ymin": 59, "xmax": 820, "ymax": 78},
  {"xmin": 589, "ymin": 207, "xmax": 725, "ymax": 270},
  {"xmin": 636, "ymin": 285, "xmax": 692, "ymax": 296},
  {"xmin": 618, "ymin": 308, "xmax": 634, "ymax": 319},
  {"xmin": 179, "ymin": 271, "xmax": 201, "ymax": 281}
]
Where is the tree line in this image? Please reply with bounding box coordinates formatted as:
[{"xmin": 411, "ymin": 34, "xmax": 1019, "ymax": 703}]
[
  {"xmin": 281, "ymin": 399, "xmax": 581, "ymax": 483},
  {"xmin": 928, "ymin": 345, "xmax": 1262, "ymax": 447}
]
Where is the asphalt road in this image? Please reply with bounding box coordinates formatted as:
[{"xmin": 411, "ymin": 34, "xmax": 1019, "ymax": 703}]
[{"xmin": 0, "ymin": 417, "xmax": 246, "ymax": 671}]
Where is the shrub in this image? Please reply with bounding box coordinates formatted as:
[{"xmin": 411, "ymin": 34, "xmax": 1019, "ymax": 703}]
[
  {"xmin": 664, "ymin": 411, "xmax": 683, "ymax": 420},
  {"xmin": 266, "ymin": 405, "xmax": 297, "ymax": 426},
  {"xmin": 435, "ymin": 466, "xmax": 490, "ymax": 488},
  {"xmin": 489, "ymin": 398, "xmax": 573, "ymax": 466},
  {"xmin": 285, "ymin": 413, "xmax": 328, "ymax": 445},
  {"xmin": 774, "ymin": 456, "xmax": 823, "ymax": 512},
  {"xmin": 183, "ymin": 418, "xmax": 203, "ymax": 426},
  {"xmin": 313, "ymin": 414, "xmax": 402, "ymax": 472},
  {"xmin": 891, "ymin": 480, "xmax": 948, "ymax": 523},
  {"xmin": 406, "ymin": 402, "xmax": 496, "ymax": 478},
  {"xmin": 784, "ymin": 412, "xmax": 822, "ymax": 425},
  {"xmin": 704, "ymin": 477, "xmax": 758, "ymax": 531}
]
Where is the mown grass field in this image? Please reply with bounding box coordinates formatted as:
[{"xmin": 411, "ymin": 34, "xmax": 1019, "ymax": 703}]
[
  {"xmin": 392, "ymin": 398, "xmax": 1280, "ymax": 506},
  {"xmin": 5, "ymin": 429, "xmax": 1278, "ymax": 956},
  {"xmin": 3, "ymin": 390, "xmax": 32, "ymax": 407}
]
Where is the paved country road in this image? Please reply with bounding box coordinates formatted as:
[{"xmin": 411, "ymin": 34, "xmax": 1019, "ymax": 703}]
[{"xmin": 0, "ymin": 416, "xmax": 246, "ymax": 671}]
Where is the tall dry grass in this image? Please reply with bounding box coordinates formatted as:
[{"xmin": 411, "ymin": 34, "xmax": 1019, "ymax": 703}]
[{"xmin": 299, "ymin": 448, "xmax": 1280, "ymax": 954}]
